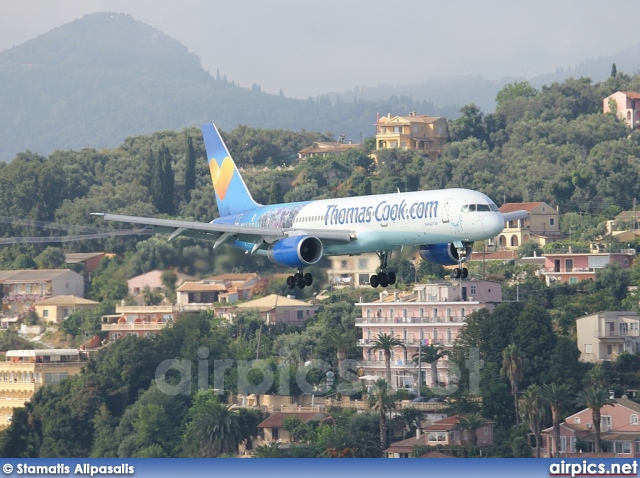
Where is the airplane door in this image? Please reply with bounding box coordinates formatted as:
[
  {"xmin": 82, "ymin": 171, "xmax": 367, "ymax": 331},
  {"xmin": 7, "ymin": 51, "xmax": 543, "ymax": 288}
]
[{"xmin": 442, "ymin": 198, "xmax": 453, "ymax": 223}]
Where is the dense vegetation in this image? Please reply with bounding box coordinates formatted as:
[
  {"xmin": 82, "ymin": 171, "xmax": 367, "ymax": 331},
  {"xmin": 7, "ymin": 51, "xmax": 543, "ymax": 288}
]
[{"xmin": 3, "ymin": 70, "xmax": 640, "ymax": 457}]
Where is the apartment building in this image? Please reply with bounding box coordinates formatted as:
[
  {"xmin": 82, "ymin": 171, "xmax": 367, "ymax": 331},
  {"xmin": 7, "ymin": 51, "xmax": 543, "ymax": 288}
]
[
  {"xmin": 101, "ymin": 305, "xmax": 176, "ymax": 341},
  {"xmin": 0, "ymin": 349, "xmax": 86, "ymax": 428},
  {"xmin": 34, "ymin": 295, "xmax": 99, "ymax": 323},
  {"xmin": 576, "ymin": 311, "xmax": 640, "ymax": 362},
  {"xmin": 355, "ymin": 280, "xmax": 502, "ymax": 390},
  {"xmin": 375, "ymin": 112, "xmax": 448, "ymax": 159},
  {"xmin": 497, "ymin": 202, "xmax": 561, "ymax": 249},
  {"xmin": 0, "ymin": 269, "xmax": 84, "ymax": 315},
  {"xmin": 542, "ymin": 248, "xmax": 635, "ymax": 286}
]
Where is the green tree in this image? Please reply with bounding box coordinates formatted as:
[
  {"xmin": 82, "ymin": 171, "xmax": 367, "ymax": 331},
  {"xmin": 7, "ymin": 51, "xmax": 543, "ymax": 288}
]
[
  {"xmin": 501, "ymin": 343, "xmax": 524, "ymax": 425},
  {"xmin": 412, "ymin": 343, "xmax": 449, "ymax": 388},
  {"xmin": 252, "ymin": 442, "xmax": 289, "ymax": 458},
  {"xmin": 371, "ymin": 333, "xmax": 406, "ymax": 385},
  {"xmin": 184, "ymin": 135, "xmax": 197, "ymax": 201},
  {"xmin": 458, "ymin": 412, "xmax": 485, "ymax": 447},
  {"xmin": 575, "ymin": 387, "xmax": 615, "ymax": 453},
  {"xmin": 543, "ymin": 383, "xmax": 572, "ymax": 458},
  {"xmin": 367, "ymin": 378, "xmax": 396, "ymax": 450},
  {"xmin": 611, "ymin": 63, "xmax": 617, "ymax": 78},
  {"xmin": 519, "ymin": 384, "xmax": 545, "ymax": 458},
  {"xmin": 182, "ymin": 393, "xmax": 242, "ymax": 457},
  {"xmin": 495, "ymin": 81, "xmax": 538, "ymax": 109},
  {"xmin": 34, "ymin": 247, "xmax": 67, "ymax": 269}
]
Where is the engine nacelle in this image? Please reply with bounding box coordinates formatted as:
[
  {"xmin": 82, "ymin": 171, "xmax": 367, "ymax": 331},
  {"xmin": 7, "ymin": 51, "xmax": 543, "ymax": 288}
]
[
  {"xmin": 267, "ymin": 235, "xmax": 323, "ymax": 269},
  {"xmin": 419, "ymin": 243, "xmax": 473, "ymax": 266}
]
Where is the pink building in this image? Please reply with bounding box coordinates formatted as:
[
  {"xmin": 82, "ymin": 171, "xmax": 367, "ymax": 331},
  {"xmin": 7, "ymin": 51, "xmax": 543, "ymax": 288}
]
[
  {"xmin": 603, "ymin": 91, "xmax": 640, "ymax": 130},
  {"xmin": 542, "ymin": 248, "xmax": 635, "ymax": 286},
  {"xmin": 355, "ymin": 280, "xmax": 502, "ymax": 390},
  {"xmin": 541, "ymin": 396, "xmax": 640, "ymax": 457},
  {"xmin": 101, "ymin": 305, "xmax": 176, "ymax": 341}
]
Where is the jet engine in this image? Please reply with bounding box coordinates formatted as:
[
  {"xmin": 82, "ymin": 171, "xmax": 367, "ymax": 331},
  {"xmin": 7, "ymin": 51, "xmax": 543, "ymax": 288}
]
[
  {"xmin": 419, "ymin": 243, "xmax": 473, "ymax": 266},
  {"xmin": 267, "ymin": 235, "xmax": 323, "ymax": 269}
]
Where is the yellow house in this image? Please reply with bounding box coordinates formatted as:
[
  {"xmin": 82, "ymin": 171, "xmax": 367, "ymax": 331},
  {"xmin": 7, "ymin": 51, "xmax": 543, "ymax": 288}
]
[
  {"xmin": 34, "ymin": 295, "xmax": 100, "ymax": 323},
  {"xmin": 497, "ymin": 202, "xmax": 562, "ymax": 249},
  {"xmin": 375, "ymin": 112, "xmax": 449, "ymax": 159},
  {"xmin": 0, "ymin": 349, "xmax": 86, "ymax": 428}
]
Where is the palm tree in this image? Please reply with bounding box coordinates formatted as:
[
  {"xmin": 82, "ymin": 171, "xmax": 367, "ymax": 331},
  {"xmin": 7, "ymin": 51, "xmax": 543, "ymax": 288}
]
[
  {"xmin": 412, "ymin": 343, "xmax": 449, "ymax": 388},
  {"xmin": 371, "ymin": 333, "xmax": 406, "ymax": 386},
  {"xmin": 183, "ymin": 400, "xmax": 242, "ymax": 457},
  {"xmin": 458, "ymin": 412, "xmax": 485, "ymax": 446},
  {"xmin": 252, "ymin": 442, "xmax": 289, "ymax": 458},
  {"xmin": 500, "ymin": 343, "xmax": 523, "ymax": 424},
  {"xmin": 368, "ymin": 378, "xmax": 397, "ymax": 450},
  {"xmin": 519, "ymin": 384, "xmax": 546, "ymax": 458},
  {"xmin": 575, "ymin": 387, "xmax": 615, "ymax": 453},
  {"xmin": 325, "ymin": 329, "xmax": 356, "ymax": 383},
  {"xmin": 542, "ymin": 383, "xmax": 571, "ymax": 457}
]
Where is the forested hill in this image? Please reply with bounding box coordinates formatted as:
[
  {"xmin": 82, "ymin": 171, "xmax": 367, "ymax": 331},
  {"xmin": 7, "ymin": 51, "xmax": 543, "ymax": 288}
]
[{"xmin": 0, "ymin": 12, "xmax": 439, "ymax": 161}]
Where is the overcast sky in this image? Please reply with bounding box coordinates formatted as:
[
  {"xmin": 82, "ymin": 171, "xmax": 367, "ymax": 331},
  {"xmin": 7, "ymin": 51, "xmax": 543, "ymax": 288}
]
[{"xmin": 1, "ymin": 1, "xmax": 639, "ymax": 98}]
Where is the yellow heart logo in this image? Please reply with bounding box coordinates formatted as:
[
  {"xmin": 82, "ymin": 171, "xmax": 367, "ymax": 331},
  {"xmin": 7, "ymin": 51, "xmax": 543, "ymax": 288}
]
[{"xmin": 209, "ymin": 156, "xmax": 235, "ymax": 200}]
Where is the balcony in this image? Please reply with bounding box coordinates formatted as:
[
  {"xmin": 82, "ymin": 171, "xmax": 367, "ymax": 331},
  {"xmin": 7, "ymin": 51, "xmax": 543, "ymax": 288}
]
[
  {"xmin": 597, "ymin": 330, "xmax": 640, "ymax": 339},
  {"xmin": 358, "ymin": 339, "xmax": 456, "ymax": 347},
  {"xmin": 101, "ymin": 323, "xmax": 170, "ymax": 331},
  {"xmin": 356, "ymin": 316, "xmax": 465, "ymax": 325}
]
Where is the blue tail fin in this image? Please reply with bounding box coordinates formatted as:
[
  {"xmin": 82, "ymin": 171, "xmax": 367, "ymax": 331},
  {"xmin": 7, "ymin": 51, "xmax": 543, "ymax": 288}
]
[{"xmin": 201, "ymin": 123, "xmax": 260, "ymax": 217}]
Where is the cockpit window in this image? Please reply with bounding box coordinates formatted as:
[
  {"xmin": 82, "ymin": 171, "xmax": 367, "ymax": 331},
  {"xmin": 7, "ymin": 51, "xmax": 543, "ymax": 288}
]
[{"xmin": 462, "ymin": 204, "xmax": 498, "ymax": 212}]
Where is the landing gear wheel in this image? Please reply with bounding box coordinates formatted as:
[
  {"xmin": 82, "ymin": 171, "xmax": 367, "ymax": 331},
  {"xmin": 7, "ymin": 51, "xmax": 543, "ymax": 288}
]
[
  {"xmin": 378, "ymin": 272, "xmax": 389, "ymax": 288},
  {"xmin": 461, "ymin": 267, "xmax": 468, "ymax": 279},
  {"xmin": 304, "ymin": 273, "xmax": 313, "ymax": 286},
  {"xmin": 387, "ymin": 271, "xmax": 396, "ymax": 285},
  {"xmin": 370, "ymin": 275, "xmax": 379, "ymax": 288},
  {"xmin": 452, "ymin": 268, "xmax": 461, "ymax": 279},
  {"xmin": 294, "ymin": 273, "xmax": 305, "ymax": 289},
  {"xmin": 286, "ymin": 276, "xmax": 295, "ymax": 289}
]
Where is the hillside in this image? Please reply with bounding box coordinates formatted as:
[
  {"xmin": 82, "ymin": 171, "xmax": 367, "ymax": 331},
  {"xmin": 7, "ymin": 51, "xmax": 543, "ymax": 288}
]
[{"xmin": 0, "ymin": 12, "xmax": 439, "ymax": 161}]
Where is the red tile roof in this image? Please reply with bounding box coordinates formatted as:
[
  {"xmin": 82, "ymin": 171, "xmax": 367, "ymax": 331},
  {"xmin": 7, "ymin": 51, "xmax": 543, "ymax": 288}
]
[
  {"xmin": 499, "ymin": 202, "xmax": 544, "ymax": 214},
  {"xmin": 257, "ymin": 412, "xmax": 323, "ymax": 429}
]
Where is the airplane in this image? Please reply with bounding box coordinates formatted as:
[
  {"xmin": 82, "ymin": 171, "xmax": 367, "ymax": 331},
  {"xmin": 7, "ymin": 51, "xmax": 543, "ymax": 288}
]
[{"xmin": 92, "ymin": 123, "xmax": 528, "ymax": 289}]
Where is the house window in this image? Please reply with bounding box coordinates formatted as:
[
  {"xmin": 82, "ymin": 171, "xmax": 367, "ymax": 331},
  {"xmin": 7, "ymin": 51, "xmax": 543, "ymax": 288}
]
[
  {"xmin": 433, "ymin": 308, "xmax": 438, "ymax": 318},
  {"xmin": 613, "ymin": 441, "xmax": 631, "ymax": 454},
  {"xmin": 585, "ymin": 344, "xmax": 592, "ymax": 354},
  {"xmin": 419, "ymin": 308, "xmax": 424, "ymax": 318},
  {"xmin": 43, "ymin": 310, "xmax": 49, "ymax": 318},
  {"xmin": 632, "ymin": 415, "xmax": 638, "ymax": 425},
  {"xmin": 358, "ymin": 258, "xmax": 368, "ymax": 269},
  {"xmin": 484, "ymin": 427, "xmax": 489, "ymax": 436},
  {"xmin": 569, "ymin": 277, "xmax": 578, "ymax": 285},
  {"xmin": 602, "ymin": 416, "xmax": 612, "ymax": 432},
  {"xmin": 560, "ymin": 436, "xmax": 567, "ymax": 453},
  {"xmin": 428, "ymin": 432, "xmax": 446, "ymax": 442},
  {"xmin": 575, "ymin": 417, "xmax": 581, "ymax": 424},
  {"xmin": 607, "ymin": 345, "xmax": 613, "ymax": 356},
  {"xmin": 550, "ymin": 218, "xmax": 555, "ymax": 226},
  {"xmin": 272, "ymin": 428, "xmax": 279, "ymax": 440},
  {"xmin": 297, "ymin": 310, "xmax": 303, "ymax": 320},
  {"xmin": 470, "ymin": 286, "xmax": 477, "ymax": 295}
]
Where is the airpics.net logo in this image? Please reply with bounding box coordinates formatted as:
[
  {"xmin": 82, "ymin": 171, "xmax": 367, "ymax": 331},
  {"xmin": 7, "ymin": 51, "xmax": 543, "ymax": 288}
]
[
  {"xmin": 153, "ymin": 346, "xmax": 484, "ymax": 397},
  {"xmin": 549, "ymin": 460, "xmax": 638, "ymax": 477}
]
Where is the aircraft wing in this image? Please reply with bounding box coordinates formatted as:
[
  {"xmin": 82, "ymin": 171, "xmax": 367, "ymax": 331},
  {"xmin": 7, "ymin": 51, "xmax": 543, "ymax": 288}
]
[
  {"xmin": 91, "ymin": 213, "xmax": 353, "ymax": 246},
  {"xmin": 501, "ymin": 210, "xmax": 530, "ymax": 222}
]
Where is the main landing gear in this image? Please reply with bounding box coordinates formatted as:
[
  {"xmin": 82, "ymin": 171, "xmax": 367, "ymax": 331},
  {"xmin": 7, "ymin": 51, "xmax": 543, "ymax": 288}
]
[
  {"xmin": 370, "ymin": 251, "xmax": 397, "ymax": 288},
  {"xmin": 286, "ymin": 270, "xmax": 313, "ymax": 290},
  {"xmin": 450, "ymin": 241, "xmax": 469, "ymax": 280}
]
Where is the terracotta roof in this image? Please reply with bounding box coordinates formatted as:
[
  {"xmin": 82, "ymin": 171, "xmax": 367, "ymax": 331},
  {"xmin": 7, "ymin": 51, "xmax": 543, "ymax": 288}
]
[
  {"xmin": 235, "ymin": 294, "xmax": 314, "ymax": 310},
  {"xmin": 34, "ymin": 295, "xmax": 99, "ymax": 306},
  {"xmin": 418, "ymin": 451, "xmax": 455, "ymax": 458},
  {"xmin": 64, "ymin": 252, "xmax": 105, "ymax": 263},
  {"xmin": 384, "ymin": 436, "xmax": 426, "ymax": 454},
  {"xmin": 377, "ymin": 114, "xmax": 443, "ymax": 125},
  {"xmin": 257, "ymin": 412, "xmax": 323, "ymax": 428},
  {"xmin": 424, "ymin": 415, "xmax": 495, "ymax": 432},
  {"xmin": 204, "ymin": 273, "xmax": 258, "ymax": 282},
  {"xmin": 176, "ymin": 282, "xmax": 227, "ymax": 292},
  {"xmin": 499, "ymin": 202, "xmax": 545, "ymax": 214},
  {"xmin": 0, "ymin": 269, "xmax": 77, "ymax": 281},
  {"xmin": 622, "ymin": 91, "xmax": 640, "ymax": 99}
]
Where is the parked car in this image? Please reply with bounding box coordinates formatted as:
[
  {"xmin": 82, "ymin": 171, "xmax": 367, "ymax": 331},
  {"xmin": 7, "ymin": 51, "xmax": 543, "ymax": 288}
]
[
  {"xmin": 412, "ymin": 397, "xmax": 429, "ymax": 402},
  {"xmin": 428, "ymin": 397, "xmax": 445, "ymax": 402}
]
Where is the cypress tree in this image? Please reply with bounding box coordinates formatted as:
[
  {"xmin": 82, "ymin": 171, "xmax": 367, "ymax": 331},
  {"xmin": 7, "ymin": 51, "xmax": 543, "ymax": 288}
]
[
  {"xmin": 184, "ymin": 135, "xmax": 196, "ymax": 201},
  {"xmin": 160, "ymin": 144, "xmax": 174, "ymax": 215},
  {"xmin": 149, "ymin": 149, "xmax": 163, "ymax": 211}
]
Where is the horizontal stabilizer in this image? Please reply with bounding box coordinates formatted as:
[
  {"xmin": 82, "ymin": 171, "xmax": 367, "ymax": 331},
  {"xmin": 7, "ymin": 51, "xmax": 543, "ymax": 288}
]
[{"xmin": 501, "ymin": 210, "xmax": 530, "ymax": 222}]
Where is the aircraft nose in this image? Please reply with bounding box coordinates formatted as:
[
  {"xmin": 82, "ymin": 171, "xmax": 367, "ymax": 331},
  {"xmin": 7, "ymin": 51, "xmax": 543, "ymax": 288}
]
[{"xmin": 483, "ymin": 213, "xmax": 504, "ymax": 235}]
